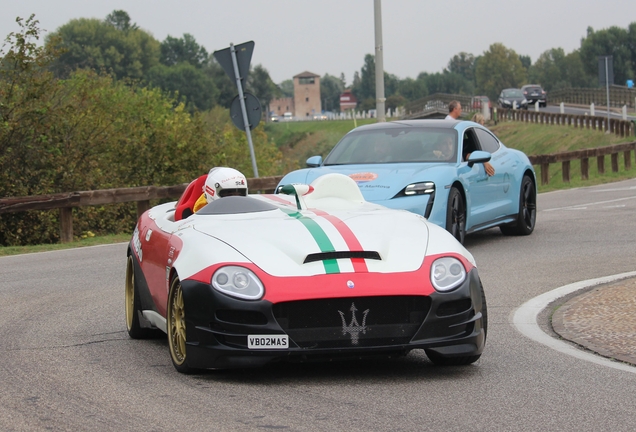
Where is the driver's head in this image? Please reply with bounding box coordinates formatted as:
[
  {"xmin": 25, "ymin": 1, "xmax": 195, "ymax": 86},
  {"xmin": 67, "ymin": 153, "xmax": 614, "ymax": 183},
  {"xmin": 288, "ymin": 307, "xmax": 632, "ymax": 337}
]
[{"xmin": 204, "ymin": 167, "xmax": 248, "ymax": 203}]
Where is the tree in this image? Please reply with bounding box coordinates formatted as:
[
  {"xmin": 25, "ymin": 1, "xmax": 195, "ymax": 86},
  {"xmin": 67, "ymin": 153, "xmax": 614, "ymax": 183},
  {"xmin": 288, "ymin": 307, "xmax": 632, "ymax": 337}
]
[
  {"xmin": 46, "ymin": 11, "xmax": 160, "ymax": 80},
  {"xmin": 519, "ymin": 55, "xmax": 532, "ymax": 70},
  {"xmin": 278, "ymin": 79, "xmax": 294, "ymax": 97},
  {"xmin": 419, "ymin": 71, "xmax": 474, "ymax": 95},
  {"xmin": 160, "ymin": 33, "xmax": 209, "ymax": 68},
  {"xmin": 446, "ymin": 52, "xmax": 475, "ymax": 82},
  {"xmin": 580, "ymin": 25, "xmax": 634, "ymax": 86},
  {"xmin": 246, "ymin": 64, "xmax": 279, "ymax": 115},
  {"xmin": 352, "ymin": 54, "xmax": 375, "ymax": 101},
  {"xmin": 528, "ymin": 48, "xmax": 592, "ymax": 91},
  {"xmin": 475, "ymin": 43, "xmax": 527, "ymax": 100},
  {"xmin": 145, "ymin": 62, "xmax": 218, "ymax": 111},
  {"xmin": 397, "ymin": 77, "xmax": 428, "ymax": 101},
  {"xmin": 104, "ymin": 10, "xmax": 138, "ymax": 31},
  {"xmin": 320, "ymin": 73, "xmax": 345, "ymax": 112}
]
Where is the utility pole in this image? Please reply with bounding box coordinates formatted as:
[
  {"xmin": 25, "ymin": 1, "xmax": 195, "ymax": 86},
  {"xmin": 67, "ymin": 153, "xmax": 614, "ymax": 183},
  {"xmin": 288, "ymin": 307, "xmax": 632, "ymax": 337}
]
[{"xmin": 374, "ymin": 0, "xmax": 386, "ymax": 122}]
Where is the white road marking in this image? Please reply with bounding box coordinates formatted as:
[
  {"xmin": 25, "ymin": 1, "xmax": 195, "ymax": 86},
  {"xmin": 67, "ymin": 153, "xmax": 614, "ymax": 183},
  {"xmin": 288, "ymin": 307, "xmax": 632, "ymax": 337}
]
[
  {"xmin": 512, "ymin": 271, "xmax": 636, "ymax": 374},
  {"xmin": 543, "ymin": 196, "xmax": 636, "ymax": 212}
]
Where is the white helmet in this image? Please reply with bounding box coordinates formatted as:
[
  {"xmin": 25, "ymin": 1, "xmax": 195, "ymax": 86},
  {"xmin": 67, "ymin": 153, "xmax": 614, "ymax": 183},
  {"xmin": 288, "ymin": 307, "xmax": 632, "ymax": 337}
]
[{"xmin": 204, "ymin": 167, "xmax": 248, "ymax": 203}]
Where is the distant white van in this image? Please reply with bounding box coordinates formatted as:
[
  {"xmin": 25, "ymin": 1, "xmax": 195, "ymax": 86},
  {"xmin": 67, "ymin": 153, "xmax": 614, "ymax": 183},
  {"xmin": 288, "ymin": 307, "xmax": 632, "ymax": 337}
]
[{"xmin": 283, "ymin": 112, "xmax": 293, "ymax": 121}]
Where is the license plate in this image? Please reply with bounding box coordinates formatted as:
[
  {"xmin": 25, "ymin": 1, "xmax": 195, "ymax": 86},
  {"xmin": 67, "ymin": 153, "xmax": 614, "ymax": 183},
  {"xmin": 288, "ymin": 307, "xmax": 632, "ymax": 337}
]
[{"xmin": 248, "ymin": 335, "xmax": 289, "ymax": 349}]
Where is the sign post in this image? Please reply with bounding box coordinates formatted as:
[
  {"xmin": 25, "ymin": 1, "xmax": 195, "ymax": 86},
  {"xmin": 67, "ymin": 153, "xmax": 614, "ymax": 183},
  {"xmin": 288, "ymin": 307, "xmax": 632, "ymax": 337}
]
[
  {"xmin": 213, "ymin": 41, "xmax": 261, "ymax": 178},
  {"xmin": 598, "ymin": 56, "xmax": 613, "ymax": 132}
]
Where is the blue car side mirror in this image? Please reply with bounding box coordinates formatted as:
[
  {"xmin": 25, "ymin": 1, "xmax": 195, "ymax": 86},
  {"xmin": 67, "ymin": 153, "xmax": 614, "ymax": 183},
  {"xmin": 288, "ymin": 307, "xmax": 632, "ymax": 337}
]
[
  {"xmin": 306, "ymin": 155, "xmax": 323, "ymax": 167},
  {"xmin": 467, "ymin": 150, "xmax": 491, "ymax": 167}
]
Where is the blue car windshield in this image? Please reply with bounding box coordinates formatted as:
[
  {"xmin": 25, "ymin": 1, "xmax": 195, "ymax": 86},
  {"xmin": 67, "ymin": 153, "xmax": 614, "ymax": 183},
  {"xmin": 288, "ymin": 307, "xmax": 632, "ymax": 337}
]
[{"xmin": 323, "ymin": 127, "xmax": 458, "ymax": 165}]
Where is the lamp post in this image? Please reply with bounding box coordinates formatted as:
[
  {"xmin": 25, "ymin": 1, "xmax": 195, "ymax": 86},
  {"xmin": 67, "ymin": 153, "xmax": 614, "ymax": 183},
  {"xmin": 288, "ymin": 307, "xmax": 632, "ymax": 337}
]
[{"xmin": 374, "ymin": 0, "xmax": 386, "ymax": 122}]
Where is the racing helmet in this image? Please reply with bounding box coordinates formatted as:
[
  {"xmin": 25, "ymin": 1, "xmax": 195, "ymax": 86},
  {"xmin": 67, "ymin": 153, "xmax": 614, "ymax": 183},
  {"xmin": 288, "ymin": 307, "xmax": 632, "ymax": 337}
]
[{"xmin": 204, "ymin": 167, "xmax": 248, "ymax": 203}]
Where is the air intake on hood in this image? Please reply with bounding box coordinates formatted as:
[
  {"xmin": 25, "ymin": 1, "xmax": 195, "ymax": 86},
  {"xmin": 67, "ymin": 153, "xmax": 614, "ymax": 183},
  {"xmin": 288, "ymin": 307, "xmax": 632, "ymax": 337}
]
[{"xmin": 303, "ymin": 251, "xmax": 381, "ymax": 264}]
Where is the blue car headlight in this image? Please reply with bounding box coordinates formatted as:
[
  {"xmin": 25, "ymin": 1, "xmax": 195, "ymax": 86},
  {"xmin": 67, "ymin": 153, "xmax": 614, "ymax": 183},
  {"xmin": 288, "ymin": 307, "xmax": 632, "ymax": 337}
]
[
  {"xmin": 212, "ymin": 266, "xmax": 264, "ymax": 300},
  {"xmin": 430, "ymin": 257, "xmax": 466, "ymax": 292},
  {"xmin": 404, "ymin": 181, "xmax": 435, "ymax": 196}
]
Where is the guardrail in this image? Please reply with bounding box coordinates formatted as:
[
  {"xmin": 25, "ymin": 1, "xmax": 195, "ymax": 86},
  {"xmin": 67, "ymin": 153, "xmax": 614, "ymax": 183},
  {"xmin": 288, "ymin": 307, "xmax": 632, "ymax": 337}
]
[
  {"xmin": 497, "ymin": 108, "xmax": 634, "ymax": 137},
  {"xmin": 548, "ymin": 86, "xmax": 636, "ymax": 109},
  {"xmin": 0, "ymin": 176, "xmax": 281, "ymax": 243},
  {"xmin": 527, "ymin": 142, "xmax": 636, "ymax": 186},
  {"xmin": 2, "ymin": 139, "xmax": 635, "ymax": 244}
]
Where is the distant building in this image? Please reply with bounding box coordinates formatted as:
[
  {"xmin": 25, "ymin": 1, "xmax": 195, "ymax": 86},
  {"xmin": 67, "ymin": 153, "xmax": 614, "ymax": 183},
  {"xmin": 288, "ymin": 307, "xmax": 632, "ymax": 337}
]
[
  {"xmin": 269, "ymin": 97, "xmax": 294, "ymax": 118},
  {"xmin": 339, "ymin": 90, "xmax": 357, "ymax": 112},
  {"xmin": 293, "ymin": 71, "xmax": 321, "ymax": 118}
]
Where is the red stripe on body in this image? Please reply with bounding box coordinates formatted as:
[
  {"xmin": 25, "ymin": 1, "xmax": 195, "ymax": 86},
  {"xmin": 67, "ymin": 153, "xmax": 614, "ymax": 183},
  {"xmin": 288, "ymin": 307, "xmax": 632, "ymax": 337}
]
[
  {"xmin": 310, "ymin": 209, "xmax": 368, "ymax": 272},
  {"xmin": 260, "ymin": 194, "xmax": 295, "ymax": 207}
]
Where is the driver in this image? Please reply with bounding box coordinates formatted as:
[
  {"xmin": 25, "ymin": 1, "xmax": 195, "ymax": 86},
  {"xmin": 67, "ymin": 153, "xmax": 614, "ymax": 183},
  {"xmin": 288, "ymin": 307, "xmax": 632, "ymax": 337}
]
[
  {"xmin": 433, "ymin": 136, "xmax": 455, "ymax": 161},
  {"xmin": 192, "ymin": 167, "xmax": 248, "ymax": 212}
]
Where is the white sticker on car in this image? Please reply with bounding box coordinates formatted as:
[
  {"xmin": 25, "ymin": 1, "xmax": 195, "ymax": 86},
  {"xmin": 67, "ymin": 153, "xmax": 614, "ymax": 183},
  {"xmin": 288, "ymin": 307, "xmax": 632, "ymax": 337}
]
[{"xmin": 248, "ymin": 335, "xmax": 289, "ymax": 349}]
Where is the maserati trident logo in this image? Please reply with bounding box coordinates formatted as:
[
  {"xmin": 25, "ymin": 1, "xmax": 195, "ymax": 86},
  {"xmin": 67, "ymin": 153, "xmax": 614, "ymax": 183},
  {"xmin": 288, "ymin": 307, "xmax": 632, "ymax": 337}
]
[{"xmin": 338, "ymin": 302, "xmax": 369, "ymax": 346}]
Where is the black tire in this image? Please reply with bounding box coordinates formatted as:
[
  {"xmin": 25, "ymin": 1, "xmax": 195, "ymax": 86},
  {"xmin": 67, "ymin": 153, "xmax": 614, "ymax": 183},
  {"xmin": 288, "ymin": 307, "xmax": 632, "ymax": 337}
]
[
  {"xmin": 167, "ymin": 275, "xmax": 195, "ymax": 374},
  {"xmin": 125, "ymin": 255, "xmax": 153, "ymax": 339},
  {"xmin": 425, "ymin": 282, "xmax": 487, "ymax": 366},
  {"xmin": 446, "ymin": 187, "xmax": 466, "ymax": 244},
  {"xmin": 501, "ymin": 175, "xmax": 536, "ymax": 236}
]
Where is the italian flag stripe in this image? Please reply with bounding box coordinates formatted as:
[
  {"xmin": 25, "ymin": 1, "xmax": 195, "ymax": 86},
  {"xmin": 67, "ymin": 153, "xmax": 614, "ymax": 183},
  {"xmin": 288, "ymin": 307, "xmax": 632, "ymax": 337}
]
[
  {"xmin": 279, "ymin": 208, "xmax": 340, "ymax": 274},
  {"xmin": 310, "ymin": 209, "xmax": 368, "ymax": 273}
]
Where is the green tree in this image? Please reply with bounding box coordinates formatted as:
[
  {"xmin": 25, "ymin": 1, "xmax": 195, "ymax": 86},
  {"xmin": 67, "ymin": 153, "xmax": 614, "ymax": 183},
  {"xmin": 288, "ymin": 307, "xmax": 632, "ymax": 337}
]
[
  {"xmin": 519, "ymin": 55, "xmax": 532, "ymax": 70},
  {"xmin": 475, "ymin": 43, "xmax": 527, "ymax": 100},
  {"xmin": 246, "ymin": 64, "xmax": 279, "ymax": 115},
  {"xmin": 528, "ymin": 48, "xmax": 592, "ymax": 91},
  {"xmin": 419, "ymin": 71, "xmax": 474, "ymax": 95},
  {"xmin": 46, "ymin": 11, "xmax": 160, "ymax": 80},
  {"xmin": 145, "ymin": 62, "xmax": 218, "ymax": 111},
  {"xmin": 104, "ymin": 10, "xmax": 138, "ymax": 31},
  {"xmin": 446, "ymin": 52, "xmax": 475, "ymax": 82},
  {"xmin": 160, "ymin": 33, "xmax": 209, "ymax": 68},
  {"xmin": 320, "ymin": 73, "xmax": 344, "ymax": 111},
  {"xmin": 580, "ymin": 25, "xmax": 634, "ymax": 86},
  {"xmin": 397, "ymin": 77, "xmax": 428, "ymax": 101},
  {"xmin": 278, "ymin": 79, "xmax": 294, "ymax": 97},
  {"xmin": 352, "ymin": 54, "xmax": 376, "ymax": 102}
]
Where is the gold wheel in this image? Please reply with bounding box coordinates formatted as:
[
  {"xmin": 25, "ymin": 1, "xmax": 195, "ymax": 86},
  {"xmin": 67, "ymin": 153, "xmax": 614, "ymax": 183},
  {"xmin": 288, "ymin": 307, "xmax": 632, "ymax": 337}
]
[
  {"xmin": 167, "ymin": 277, "xmax": 187, "ymax": 367},
  {"xmin": 125, "ymin": 255, "xmax": 135, "ymax": 331}
]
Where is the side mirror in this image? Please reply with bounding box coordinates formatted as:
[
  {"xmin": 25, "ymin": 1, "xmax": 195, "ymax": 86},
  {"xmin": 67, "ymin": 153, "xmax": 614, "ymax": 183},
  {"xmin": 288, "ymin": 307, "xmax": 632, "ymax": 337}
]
[
  {"xmin": 306, "ymin": 155, "xmax": 323, "ymax": 167},
  {"xmin": 467, "ymin": 150, "xmax": 491, "ymax": 167}
]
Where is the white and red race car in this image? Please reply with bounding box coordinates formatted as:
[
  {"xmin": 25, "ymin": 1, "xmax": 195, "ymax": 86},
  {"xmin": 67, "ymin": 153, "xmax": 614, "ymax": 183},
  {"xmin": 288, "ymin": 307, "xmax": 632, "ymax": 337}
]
[{"xmin": 125, "ymin": 173, "xmax": 487, "ymax": 373}]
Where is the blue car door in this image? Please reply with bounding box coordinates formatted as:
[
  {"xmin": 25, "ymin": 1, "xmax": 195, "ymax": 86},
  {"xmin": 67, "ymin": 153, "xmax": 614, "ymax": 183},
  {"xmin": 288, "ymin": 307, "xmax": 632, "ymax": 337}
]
[
  {"xmin": 473, "ymin": 128, "xmax": 515, "ymax": 220},
  {"xmin": 459, "ymin": 128, "xmax": 492, "ymax": 228}
]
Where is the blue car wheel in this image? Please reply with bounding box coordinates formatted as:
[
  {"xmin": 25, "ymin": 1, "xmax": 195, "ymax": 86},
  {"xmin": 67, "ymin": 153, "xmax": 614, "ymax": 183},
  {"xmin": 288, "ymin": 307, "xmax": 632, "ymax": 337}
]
[{"xmin": 446, "ymin": 187, "xmax": 466, "ymax": 244}]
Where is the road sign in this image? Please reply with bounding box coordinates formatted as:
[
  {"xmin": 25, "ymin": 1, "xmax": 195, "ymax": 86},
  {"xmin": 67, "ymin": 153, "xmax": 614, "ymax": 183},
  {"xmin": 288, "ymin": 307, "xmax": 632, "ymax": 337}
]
[
  {"xmin": 213, "ymin": 41, "xmax": 254, "ymax": 84},
  {"xmin": 212, "ymin": 41, "xmax": 259, "ymax": 178},
  {"xmin": 230, "ymin": 93, "xmax": 261, "ymax": 130}
]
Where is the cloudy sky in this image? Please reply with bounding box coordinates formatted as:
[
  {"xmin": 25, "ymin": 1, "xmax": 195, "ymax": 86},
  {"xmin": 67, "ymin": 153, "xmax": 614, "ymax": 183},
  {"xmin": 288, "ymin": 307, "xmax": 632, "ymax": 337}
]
[{"xmin": 1, "ymin": 0, "xmax": 632, "ymax": 85}]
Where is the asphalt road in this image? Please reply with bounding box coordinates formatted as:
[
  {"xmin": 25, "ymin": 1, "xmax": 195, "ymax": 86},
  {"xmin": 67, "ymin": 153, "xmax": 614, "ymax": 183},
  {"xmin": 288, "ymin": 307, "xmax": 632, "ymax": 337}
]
[{"xmin": 1, "ymin": 178, "xmax": 636, "ymax": 431}]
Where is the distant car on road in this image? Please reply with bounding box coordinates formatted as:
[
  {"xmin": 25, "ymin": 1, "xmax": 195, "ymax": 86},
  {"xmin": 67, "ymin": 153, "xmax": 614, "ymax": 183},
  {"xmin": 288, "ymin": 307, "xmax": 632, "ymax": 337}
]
[
  {"xmin": 498, "ymin": 88, "xmax": 528, "ymax": 110},
  {"xmin": 521, "ymin": 84, "xmax": 547, "ymax": 107}
]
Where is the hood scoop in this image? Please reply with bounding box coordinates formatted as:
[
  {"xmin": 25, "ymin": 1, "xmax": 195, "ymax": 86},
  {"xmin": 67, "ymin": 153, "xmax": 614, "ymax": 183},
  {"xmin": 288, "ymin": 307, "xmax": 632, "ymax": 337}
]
[{"xmin": 304, "ymin": 251, "xmax": 381, "ymax": 264}]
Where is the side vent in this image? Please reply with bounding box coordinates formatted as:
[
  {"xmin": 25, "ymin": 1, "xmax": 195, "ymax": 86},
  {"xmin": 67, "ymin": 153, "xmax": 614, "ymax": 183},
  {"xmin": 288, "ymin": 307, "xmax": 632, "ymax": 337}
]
[{"xmin": 304, "ymin": 251, "xmax": 381, "ymax": 264}]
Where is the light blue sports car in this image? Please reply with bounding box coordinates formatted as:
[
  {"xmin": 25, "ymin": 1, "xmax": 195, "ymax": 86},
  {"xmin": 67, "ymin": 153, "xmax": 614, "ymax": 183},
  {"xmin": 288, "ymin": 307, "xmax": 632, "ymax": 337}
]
[{"xmin": 276, "ymin": 119, "xmax": 537, "ymax": 243}]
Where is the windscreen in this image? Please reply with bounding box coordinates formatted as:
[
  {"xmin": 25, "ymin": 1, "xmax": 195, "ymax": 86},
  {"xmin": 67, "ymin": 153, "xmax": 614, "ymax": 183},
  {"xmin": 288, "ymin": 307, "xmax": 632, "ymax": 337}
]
[
  {"xmin": 323, "ymin": 127, "xmax": 458, "ymax": 165},
  {"xmin": 503, "ymin": 89, "xmax": 523, "ymax": 98}
]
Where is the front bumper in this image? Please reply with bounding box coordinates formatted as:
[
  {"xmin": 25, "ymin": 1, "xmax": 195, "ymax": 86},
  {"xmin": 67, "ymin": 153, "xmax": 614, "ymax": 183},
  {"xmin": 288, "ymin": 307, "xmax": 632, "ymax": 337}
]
[{"xmin": 180, "ymin": 268, "xmax": 486, "ymax": 369}]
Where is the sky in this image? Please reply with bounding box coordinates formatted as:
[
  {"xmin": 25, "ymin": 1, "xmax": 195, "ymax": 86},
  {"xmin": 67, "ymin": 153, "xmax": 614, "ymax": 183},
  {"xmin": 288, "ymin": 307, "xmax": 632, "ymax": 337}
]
[{"xmin": 1, "ymin": 0, "xmax": 633, "ymax": 86}]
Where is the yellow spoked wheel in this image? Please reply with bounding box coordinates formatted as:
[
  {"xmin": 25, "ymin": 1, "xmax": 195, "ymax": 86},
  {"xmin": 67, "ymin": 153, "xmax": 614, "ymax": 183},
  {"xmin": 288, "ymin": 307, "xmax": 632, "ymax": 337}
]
[
  {"xmin": 167, "ymin": 276, "xmax": 192, "ymax": 373},
  {"xmin": 125, "ymin": 255, "xmax": 150, "ymax": 339}
]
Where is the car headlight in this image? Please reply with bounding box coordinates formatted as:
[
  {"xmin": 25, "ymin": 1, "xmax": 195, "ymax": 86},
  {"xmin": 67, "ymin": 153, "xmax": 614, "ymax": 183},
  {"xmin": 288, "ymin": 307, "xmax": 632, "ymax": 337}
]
[
  {"xmin": 404, "ymin": 182, "xmax": 435, "ymax": 196},
  {"xmin": 430, "ymin": 257, "xmax": 466, "ymax": 292},
  {"xmin": 212, "ymin": 266, "xmax": 264, "ymax": 300}
]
